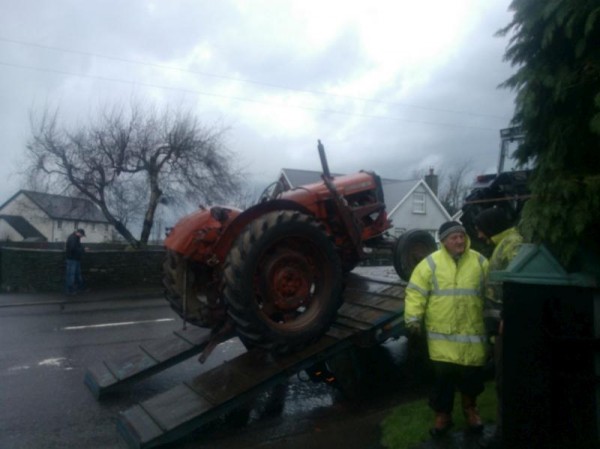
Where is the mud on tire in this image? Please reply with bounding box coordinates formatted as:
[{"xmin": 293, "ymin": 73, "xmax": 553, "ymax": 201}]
[{"xmin": 223, "ymin": 210, "xmax": 344, "ymax": 354}]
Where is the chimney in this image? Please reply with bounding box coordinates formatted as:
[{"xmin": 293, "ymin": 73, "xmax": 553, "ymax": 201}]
[{"xmin": 424, "ymin": 167, "xmax": 438, "ymax": 196}]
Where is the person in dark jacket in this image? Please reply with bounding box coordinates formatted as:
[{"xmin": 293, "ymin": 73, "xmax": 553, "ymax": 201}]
[{"xmin": 65, "ymin": 228, "xmax": 86, "ymax": 295}]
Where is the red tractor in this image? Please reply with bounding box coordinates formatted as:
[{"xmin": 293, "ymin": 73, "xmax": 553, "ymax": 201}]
[{"xmin": 163, "ymin": 141, "xmax": 435, "ymax": 356}]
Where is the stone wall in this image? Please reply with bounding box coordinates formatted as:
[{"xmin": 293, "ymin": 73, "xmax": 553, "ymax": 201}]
[
  {"xmin": 0, "ymin": 245, "xmax": 165, "ymax": 293},
  {"xmin": 0, "ymin": 243, "xmax": 393, "ymax": 293}
]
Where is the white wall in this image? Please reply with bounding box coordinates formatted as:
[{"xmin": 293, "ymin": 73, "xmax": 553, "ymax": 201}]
[
  {"xmin": 0, "ymin": 193, "xmax": 113, "ymax": 242},
  {"xmin": 0, "ymin": 194, "xmax": 54, "ymax": 239},
  {"xmin": 54, "ymin": 220, "xmax": 112, "ymax": 243},
  {"xmin": 0, "ymin": 221, "xmax": 24, "ymax": 241},
  {"xmin": 389, "ymin": 185, "xmax": 450, "ymax": 237}
]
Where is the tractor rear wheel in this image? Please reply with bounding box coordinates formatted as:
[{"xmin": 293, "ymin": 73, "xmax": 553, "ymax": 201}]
[
  {"xmin": 393, "ymin": 229, "xmax": 437, "ymax": 281},
  {"xmin": 223, "ymin": 211, "xmax": 344, "ymax": 354},
  {"xmin": 162, "ymin": 250, "xmax": 220, "ymax": 327},
  {"xmin": 163, "ymin": 249, "xmax": 187, "ymax": 305}
]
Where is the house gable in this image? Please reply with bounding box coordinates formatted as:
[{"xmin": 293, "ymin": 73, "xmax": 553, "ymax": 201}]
[
  {"xmin": 0, "ymin": 192, "xmax": 51, "ymax": 223},
  {"xmin": 387, "ymin": 179, "xmax": 451, "ymax": 237},
  {"xmin": 0, "ymin": 215, "xmax": 46, "ymax": 241},
  {"xmin": 0, "ymin": 190, "xmax": 113, "ymax": 242},
  {"xmin": 381, "ymin": 179, "xmax": 420, "ymax": 214}
]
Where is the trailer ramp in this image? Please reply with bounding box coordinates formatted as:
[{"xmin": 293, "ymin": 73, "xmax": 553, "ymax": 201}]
[
  {"xmin": 84, "ymin": 326, "xmax": 215, "ymax": 398},
  {"xmin": 116, "ymin": 268, "xmax": 406, "ymax": 449}
]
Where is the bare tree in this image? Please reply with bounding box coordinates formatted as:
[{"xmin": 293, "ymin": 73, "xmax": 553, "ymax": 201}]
[
  {"xmin": 438, "ymin": 161, "xmax": 474, "ymax": 216},
  {"xmin": 25, "ymin": 103, "xmax": 242, "ymax": 247}
]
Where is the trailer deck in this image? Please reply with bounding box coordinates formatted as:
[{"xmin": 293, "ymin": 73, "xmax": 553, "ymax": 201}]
[{"xmin": 86, "ymin": 267, "xmax": 406, "ymax": 449}]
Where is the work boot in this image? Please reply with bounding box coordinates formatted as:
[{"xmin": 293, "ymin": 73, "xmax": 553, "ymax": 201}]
[
  {"xmin": 478, "ymin": 432, "xmax": 503, "ymax": 448},
  {"xmin": 429, "ymin": 412, "xmax": 453, "ymax": 437},
  {"xmin": 462, "ymin": 395, "xmax": 484, "ymax": 433}
]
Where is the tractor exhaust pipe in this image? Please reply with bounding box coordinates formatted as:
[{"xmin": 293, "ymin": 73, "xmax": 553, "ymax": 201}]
[
  {"xmin": 318, "ymin": 140, "xmax": 332, "ymax": 179},
  {"xmin": 317, "ymin": 139, "xmax": 364, "ymax": 259}
]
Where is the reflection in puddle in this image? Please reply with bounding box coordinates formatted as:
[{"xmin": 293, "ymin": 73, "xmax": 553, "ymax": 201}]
[{"xmin": 242, "ymin": 336, "xmax": 409, "ymax": 424}]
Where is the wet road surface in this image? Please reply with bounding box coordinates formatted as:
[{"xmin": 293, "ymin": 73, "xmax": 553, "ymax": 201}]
[{"xmin": 0, "ymin": 290, "xmax": 426, "ymax": 449}]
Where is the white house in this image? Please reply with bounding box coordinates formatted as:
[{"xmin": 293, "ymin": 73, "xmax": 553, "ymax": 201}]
[
  {"xmin": 278, "ymin": 168, "xmax": 451, "ymax": 238},
  {"xmin": 382, "ymin": 177, "xmax": 451, "ymax": 237},
  {"xmin": 0, "ymin": 190, "xmax": 114, "ymax": 243},
  {"xmin": 0, "ymin": 215, "xmax": 46, "ymax": 241}
]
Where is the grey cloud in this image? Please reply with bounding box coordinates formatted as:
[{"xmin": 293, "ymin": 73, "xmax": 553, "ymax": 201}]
[{"xmin": 0, "ymin": 0, "xmax": 519, "ymax": 207}]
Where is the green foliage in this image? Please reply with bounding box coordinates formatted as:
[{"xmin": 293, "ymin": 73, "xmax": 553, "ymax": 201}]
[
  {"xmin": 500, "ymin": 0, "xmax": 600, "ymax": 266},
  {"xmin": 380, "ymin": 382, "xmax": 497, "ymax": 449},
  {"xmin": 519, "ymin": 174, "xmax": 600, "ymax": 263}
]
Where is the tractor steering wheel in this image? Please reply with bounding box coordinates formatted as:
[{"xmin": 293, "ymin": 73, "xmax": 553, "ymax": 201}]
[{"xmin": 258, "ymin": 181, "xmax": 283, "ymax": 204}]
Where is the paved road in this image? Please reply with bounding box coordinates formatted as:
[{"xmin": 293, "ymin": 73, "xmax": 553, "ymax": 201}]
[
  {"xmin": 0, "ymin": 290, "xmax": 422, "ymax": 449},
  {"xmin": 0, "ymin": 293, "xmax": 236, "ymax": 448}
]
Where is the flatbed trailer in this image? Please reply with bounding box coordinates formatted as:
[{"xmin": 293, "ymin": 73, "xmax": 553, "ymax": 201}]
[{"xmin": 85, "ymin": 267, "xmax": 407, "ymax": 449}]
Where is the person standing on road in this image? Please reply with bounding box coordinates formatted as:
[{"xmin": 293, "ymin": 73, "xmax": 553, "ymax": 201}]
[
  {"xmin": 65, "ymin": 228, "xmax": 86, "ymax": 295},
  {"xmin": 405, "ymin": 221, "xmax": 489, "ymax": 437},
  {"xmin": 474, "ymin": 207, "xmax": 524, "ymax": 448}
]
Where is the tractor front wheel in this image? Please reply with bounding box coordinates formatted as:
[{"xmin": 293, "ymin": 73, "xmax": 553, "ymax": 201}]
[
  {"xmin": 223, "ymin": 211, "xmax": 344, "ymax": 354},
  {"xmin": 393, "ymin": 229, "xmax": 437, "ymax": 281}
]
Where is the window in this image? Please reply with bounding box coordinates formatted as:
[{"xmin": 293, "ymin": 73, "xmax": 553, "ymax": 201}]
[
  {"xmin": 412, "ymin": 193, "xmax": 426, "ymax": 214},
  {"xmin": 57, "ymin": 220, "xmax": 62, "ymax": 229}
]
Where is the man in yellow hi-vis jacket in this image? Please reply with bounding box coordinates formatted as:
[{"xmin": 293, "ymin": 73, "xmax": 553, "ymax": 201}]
[{"xmin": 405, "ymin": 221, "xmax": 489, "ymax": 437}]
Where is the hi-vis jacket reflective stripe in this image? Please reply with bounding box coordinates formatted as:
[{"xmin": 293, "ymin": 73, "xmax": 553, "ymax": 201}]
[{"xmin": 405, "ymin": 242, "xmax": 489, "ymax": 367}]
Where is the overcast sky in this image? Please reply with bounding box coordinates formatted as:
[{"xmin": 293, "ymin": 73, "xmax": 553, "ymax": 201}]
[{"xmin": 0, "ymin": 0, "xmax": 517, "ymax": 205}]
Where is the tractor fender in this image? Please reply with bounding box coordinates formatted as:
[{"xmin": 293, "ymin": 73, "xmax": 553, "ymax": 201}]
[
  {"xmin": 165, "ymin": 200, "xmax": 316, "ymax": 266},
  {"xmin": 213, "ymin": 199, "xmax": 315, "ymax": 262},
  {"xmin": 164, "ymin": 206, "xmax": 242, "ymax": 262}
]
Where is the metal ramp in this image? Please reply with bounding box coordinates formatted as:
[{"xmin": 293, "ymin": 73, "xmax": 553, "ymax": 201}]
[
  {"xmin": 84, "ymin": 326, "xmax": 216, "ymax": 398},
  {"xmin": 117, "ymin": 335, "xmax": 352, "ymax": 449},
  {"xmin": 115, "ymin": 269, "xmax": 406, "ymax": 448}
]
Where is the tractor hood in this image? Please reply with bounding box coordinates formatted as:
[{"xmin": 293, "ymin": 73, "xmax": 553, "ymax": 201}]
[{"xmin": 164, "ymin": 206, "xmax": 242, "ymax": 262}]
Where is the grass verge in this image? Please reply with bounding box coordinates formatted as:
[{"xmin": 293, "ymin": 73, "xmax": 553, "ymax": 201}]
[{"xmin": 380, "ymin": 381, "xmax": 497, "ymax": 449}]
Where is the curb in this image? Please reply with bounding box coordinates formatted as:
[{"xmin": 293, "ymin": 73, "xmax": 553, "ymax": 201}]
[{"xmin": 0, "ymin": 290, "xmax": 164, "ymax": 309}]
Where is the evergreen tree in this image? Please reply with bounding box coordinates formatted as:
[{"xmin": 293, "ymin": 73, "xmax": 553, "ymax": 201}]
[{"xmin": 500, "ymin": 0, "xmax": 600, "ymax": 266}]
